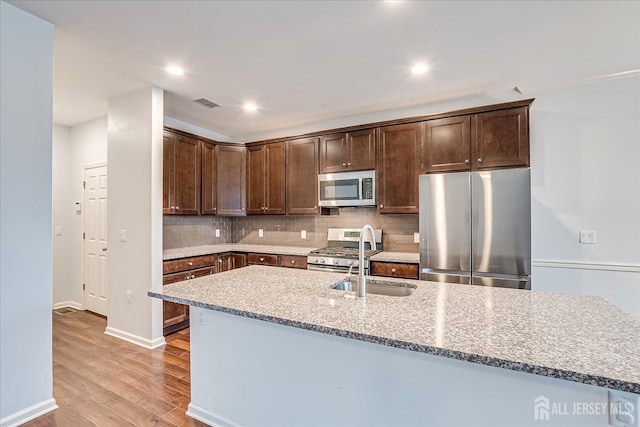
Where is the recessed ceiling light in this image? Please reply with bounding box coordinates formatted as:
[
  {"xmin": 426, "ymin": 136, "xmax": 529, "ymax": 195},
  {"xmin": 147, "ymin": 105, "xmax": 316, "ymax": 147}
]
[
  {"xmin": 411, "ymin": 63, "xmax": 429, "ymax": 74},
  {"xmin": 244, "ymin": 103, "xmax": 258, "ymax": 112},
  {"xmin": 166, "ymin": 66, "xmax": 184, "ymax": 76}
]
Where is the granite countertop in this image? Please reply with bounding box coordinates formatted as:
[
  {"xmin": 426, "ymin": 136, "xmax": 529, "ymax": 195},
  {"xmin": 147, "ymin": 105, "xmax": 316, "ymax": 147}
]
[
  {"xmin": 149, "ymin": 265, "xmax": 640, "ymax": 394},
  {"xmin": 163, "ymin": 244, "xmax": 419, "ymax": 263},
  {"xmin": 370, "ymin": 251, "xmax": 419, "ymax": 263},
  {"xmin": 163, "ymin": 244, "xmax": 315, "ymax": 260}
]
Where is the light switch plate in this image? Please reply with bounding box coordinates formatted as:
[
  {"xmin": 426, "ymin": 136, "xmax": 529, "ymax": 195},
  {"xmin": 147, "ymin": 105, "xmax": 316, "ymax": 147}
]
[
  {"xmin": 215, "ymin": 229, "xmax": 220, "ymax": 238},
  {"xmin": 55, "ymin": 226, "xmax": 62, "ymax": 236},
  {"xmin": 301, "ymin": 230, "xmax": 307, "ymax": 239},
  {"xmin": 579, "ymin": 230, "xmax": 597, "ymax": 244},
  {"xmin": 258, "ymin": 229, "xmax": 264, "ymax": 238},
  {"xmin": 414, "ymin": 232, "xmax": 420, "ymax": 243},
  {"xmin": 119, "ymin": 230, "xmax": 127, "ymax": 242}
]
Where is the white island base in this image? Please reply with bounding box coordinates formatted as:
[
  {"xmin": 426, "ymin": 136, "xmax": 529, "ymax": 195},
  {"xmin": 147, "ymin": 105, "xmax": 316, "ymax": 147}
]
[{"xmin": 186, "ymin": 307, "xmax": 620, "ymax": 427}]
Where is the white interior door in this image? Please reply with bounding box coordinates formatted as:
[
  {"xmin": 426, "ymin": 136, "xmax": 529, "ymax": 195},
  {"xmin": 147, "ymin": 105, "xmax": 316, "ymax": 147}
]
[{"xmin": 83, "ymin": 165, "xmax": 108, "ymax": 316}]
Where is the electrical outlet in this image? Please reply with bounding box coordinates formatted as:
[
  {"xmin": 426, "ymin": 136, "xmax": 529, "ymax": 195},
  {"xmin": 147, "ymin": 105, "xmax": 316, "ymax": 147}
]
[
  {"xmin": 119, "ymin": 230, "xmax": 127, "ymax": 242},
  {"xmin": 414, "ymin": 232, "xmax": 420, "ymax": 243},
  {"xmin": 258, "ymin": 228, "xmax": 264, "ymax": 238},
  {"xmin": 126, "ymin": 290, "xmax": 132, "ymax": 304},
  {"xmin": 579, "ymin": 230, "xmax": 597, "ymax": 244},
  {"xmin": 301, "ymin": 230, "xmax": 307, "ymax": 239},
  {"xmin": 215, "ymin": 229, "xmax": 220, "ymax": 238},
  {"xmin": 55, "ymin": 226, "xmax": 62, "ymax": 236},
  {"xmin": 608, "ymin": 390, "xmax": 639, "ymax": 427}
]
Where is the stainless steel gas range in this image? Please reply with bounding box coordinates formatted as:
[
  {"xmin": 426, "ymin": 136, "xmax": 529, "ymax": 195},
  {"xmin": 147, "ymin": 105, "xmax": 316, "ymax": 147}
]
[{"xmin": 307, "ymin": 228, "xmax": 382, "ymax": 274}]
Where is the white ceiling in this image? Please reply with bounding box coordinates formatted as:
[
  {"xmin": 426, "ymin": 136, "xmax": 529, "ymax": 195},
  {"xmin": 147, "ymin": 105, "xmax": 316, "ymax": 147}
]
[{"xmin": 8, "ymin": 0, "xmax": 640, "ymax": 140}]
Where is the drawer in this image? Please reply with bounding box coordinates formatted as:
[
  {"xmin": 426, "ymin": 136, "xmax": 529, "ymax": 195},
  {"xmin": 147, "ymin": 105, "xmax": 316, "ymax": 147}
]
[
  {"xmin": 279, "ymin": 255, "xmax": 308, "ymax": 269},
  {"xmin": 370, "ymin": 262, "xmax": 419, "ymax": 279},
  {"xmin": 163, "ymin": 266, "xmax": 214, "ymax": 285},
  {"xmin": 163, "ymin": 255, "xmax": 216, "ymax": 274},
  {"xmin": 247, "ymin": 253, "xmax": 278, "ymax": 266}
]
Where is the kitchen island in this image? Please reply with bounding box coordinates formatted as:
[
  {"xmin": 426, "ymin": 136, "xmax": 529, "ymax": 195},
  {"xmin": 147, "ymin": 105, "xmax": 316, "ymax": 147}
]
[{"xmin": 149, "ymin": 266, "xmax": 640, "ymax": 426}]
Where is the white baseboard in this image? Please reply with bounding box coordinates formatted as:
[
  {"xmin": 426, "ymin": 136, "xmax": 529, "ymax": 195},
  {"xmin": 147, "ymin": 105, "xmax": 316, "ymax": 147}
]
[
  {"xmin": 104, "ymin": 326, "xmax": 165, "ymax": 349},
  {"xmin": 52, "ymin": 301, "xmax": 83, "ymax": 310},
  {"xmin": 186, "ymin": 403, "xmax": 239, "ymax": 427},
  {"xmin": 532, "ymin": 259, "xmax": 640, "ymax": 273},
  {"xmin": 0, "ymin": 398, "xmax": 57, "ymax": 427}
]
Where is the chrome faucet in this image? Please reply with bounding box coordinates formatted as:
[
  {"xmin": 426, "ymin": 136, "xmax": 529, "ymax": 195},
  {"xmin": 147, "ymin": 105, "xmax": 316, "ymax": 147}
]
[{"xmin": 357, "ymin": 224, "xmax": 376, "ymax": 298}]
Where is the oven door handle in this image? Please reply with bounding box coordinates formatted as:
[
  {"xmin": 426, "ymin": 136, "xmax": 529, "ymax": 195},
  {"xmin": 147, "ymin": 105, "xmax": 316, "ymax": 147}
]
[{"xmin": 307, "ymin": 265, "xmax": 358, "ymax": 274}]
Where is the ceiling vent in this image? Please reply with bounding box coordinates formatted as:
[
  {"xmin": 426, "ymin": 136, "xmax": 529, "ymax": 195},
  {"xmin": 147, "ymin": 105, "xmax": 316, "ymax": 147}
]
[{"xmin": 193, "ymin": 98, "xmax": 221, "ymax": 109}]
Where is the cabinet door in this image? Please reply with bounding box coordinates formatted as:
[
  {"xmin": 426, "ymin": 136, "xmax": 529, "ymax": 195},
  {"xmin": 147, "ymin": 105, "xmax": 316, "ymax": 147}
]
[
  {"xmin": 472, "ymin": 107, "xmax": 529, "ymax": 170},
  {"xmin": 246, "ymin": 145, "xmax": 265, "ymax": 215},
  {"xmin": 163, "ymin": 132, "xmax": 175, "ymax": 214},
  {"xmin": 347, "ymin": 128, "xmax": 376, "ymax": 171},
  {"xmin": 424, "ymin": 116, "xmax": 471, "ymax": 173},
  {"xmin": 201, "ymin": 142, "xmax": 217, "ymax": 215},
  {"xmin": 232, "ymin": 253, "xmax": 247, "ymax": 269},
  {"xmin": 216, "ymin": 253, "xmax": 234, "ymax": 273},
  {"xmin": 377, "ymin": 123, "xmax": 423, "ymax": 213},
  {"xmin": 216, "ymin": 145, "xmax": 246, "ymax": 216},
  {"xmin": 286, "ymin": 137, "xmax": 319, "ymax": 215},
  {"xmin": 163, "ymin": 301, "xmax": 189, "ymax": 330},
  {"xmin": 173, "ymin": 135, "xmax": 201, "ymax": 215},
  {"xmin": 265, "ymin": 142, "xmax": 286, "ymax": 214},
  {"xmin": 319, "ymin": 133, "xmax": 346, "ymax": 174}
]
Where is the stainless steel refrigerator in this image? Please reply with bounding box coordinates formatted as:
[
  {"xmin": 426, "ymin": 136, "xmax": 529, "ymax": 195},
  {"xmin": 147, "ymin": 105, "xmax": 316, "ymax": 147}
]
[{"xmin": 419, "ymin": 168, "xmax": 531, "ymax": 289}]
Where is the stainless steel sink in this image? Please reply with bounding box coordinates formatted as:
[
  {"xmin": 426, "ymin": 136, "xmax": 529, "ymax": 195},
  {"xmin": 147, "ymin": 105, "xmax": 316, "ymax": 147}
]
[{"xmin": 331, "ymin": 279, "xmax": 416, "ymax": 297}]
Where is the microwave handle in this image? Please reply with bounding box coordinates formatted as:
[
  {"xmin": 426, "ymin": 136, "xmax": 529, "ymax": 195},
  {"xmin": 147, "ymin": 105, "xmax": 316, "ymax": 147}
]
[{"xmin": 358, "ymin": 178, "xmax": 363, "ymax": 200}]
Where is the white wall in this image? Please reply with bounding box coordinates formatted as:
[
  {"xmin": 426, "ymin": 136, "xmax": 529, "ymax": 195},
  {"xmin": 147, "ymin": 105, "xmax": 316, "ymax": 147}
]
[
  {"xmin": 529, "ymin": 75, "xmax": 640, "ymax": 317},
  {"xmin": 52, "ymin": 118, "xmax": 107, "ymax": 309},
  {"xmin": 0, "ymin": 1, "xmax": 58, "ymax": 425},
  {"xmin": 106, "ymin": 87, "xmax": 164, "ymax": 348}
]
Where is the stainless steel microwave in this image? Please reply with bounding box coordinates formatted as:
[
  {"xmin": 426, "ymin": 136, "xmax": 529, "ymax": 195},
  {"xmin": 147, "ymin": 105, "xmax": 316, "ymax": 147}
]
[{"xmin": 318, "ymin": 170, "xmax": 376, "ymax": 207}]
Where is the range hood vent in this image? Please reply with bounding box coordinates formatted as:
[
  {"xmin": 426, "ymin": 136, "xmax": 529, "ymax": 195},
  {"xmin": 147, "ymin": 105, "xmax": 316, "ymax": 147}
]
[{"xmin": 193, "ymin": 98, "xmax": 221, "ymax": 109}]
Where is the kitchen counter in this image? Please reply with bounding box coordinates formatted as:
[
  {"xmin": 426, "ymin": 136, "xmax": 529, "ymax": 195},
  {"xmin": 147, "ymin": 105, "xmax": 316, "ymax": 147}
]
[
  {"xmin": 163, "ymin": 244, "xmax": 315, "ymax": 260},
  {"xmin": 370, "ymin": 251, "xmax": 419, "ymax": 263},
  {"xmin": 149, "ymin": 265, "xmax": 640, "ymax": 394}
]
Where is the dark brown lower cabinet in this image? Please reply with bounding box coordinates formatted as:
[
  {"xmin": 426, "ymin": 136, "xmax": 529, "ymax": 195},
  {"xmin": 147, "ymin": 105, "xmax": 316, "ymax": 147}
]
[{"xmin": 370, "ymin": 262, "xmax": 419, "ymax": 280}]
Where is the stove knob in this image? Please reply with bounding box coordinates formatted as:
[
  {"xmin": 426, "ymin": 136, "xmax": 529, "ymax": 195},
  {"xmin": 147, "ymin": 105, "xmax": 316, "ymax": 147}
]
[
  {"xmin": 312, "ymin": 258, "xmax": 318, "ymax": 263},
  {"xmin": 319, "ymin": 259, "xmax": 325, "ymax": 264},
  {"xmin": 332, "ymin": 259, "xmax": 339, "ymax": 265}
]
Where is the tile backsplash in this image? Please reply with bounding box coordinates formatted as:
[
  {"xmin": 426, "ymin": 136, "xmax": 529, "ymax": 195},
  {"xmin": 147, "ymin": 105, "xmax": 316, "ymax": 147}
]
[{"xmin": 164, "ymin": 208, "xmax": 419, "ymax": 252}]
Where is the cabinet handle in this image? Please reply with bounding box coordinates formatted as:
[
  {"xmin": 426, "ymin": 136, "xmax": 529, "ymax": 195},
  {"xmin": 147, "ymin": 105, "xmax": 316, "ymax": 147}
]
[
  {"xmin": 188, "ymin": 262, "xmax": 193, "ymax": 266},
  {"xmin": 464, "ymin": 159, "xmax": 469, "ymax": 164},
  {"xmin": 171, "ymin": 206, "xmax": 175, "ymax": 209},
  {"xmin": 241, "ymin": 207, "xmax": 245, "ymax": 211},
  {"xmin": 260, "ymin": 257, "xmax": 265, "ymax": 262},
  {"xmin": 102, "ymin": 248, "xmax": 107, "ymax": 252},
  {"xmin": 347, "ymin": 162, "xmax": 351, "ymax": 166},
  {"xmin": 342, "ymin": 163, "xmax": 347, "ymax": 167},
  {"xmin": 477, "ymin": 158, "xmax": 483, "ymax": 163},
  {"xmin": 291, "ymin": 260, "xmax": 295, "ymax": 264},
  {"xmin": 218, "ymin": 259, "xmax": 222, "ymax": 263},
  {"xmin": 176, "ymin": 206, "xmax": 179, "ymax": 210},
  {"xmin": 380, "ymin": 204, "xmax": 384, "ymax": 208}
]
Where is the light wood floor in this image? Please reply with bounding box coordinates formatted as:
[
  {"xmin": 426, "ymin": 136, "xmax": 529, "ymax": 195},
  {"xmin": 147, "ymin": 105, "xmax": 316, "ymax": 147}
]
[{"xmin": 24, "ymin": 309, "xmax": 208, "ymax": 426}]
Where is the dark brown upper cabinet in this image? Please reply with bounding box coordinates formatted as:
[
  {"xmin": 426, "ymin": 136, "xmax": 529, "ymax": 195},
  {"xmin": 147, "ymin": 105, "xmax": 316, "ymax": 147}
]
[
  {"xmin": 319, "ymin": 128, "xmax": 376, "ymax": 174},
  {"xmin": 247, "ymin": 142, "xmax": 285, "ymax": 215},
  {"xmin": 423, "ymin": 106, "xmax": 529, "ymax": 173},
  {"xmin": 163, "ymin": 130, "xmax": 201, "ymax": 215},
  {"xmin": 216, "ymin": 145, "xmax": 246, "ymax": 216},
  {"xmin": 424, "ymin": 115, "xmax": 471, "ymax": 173},
  {"xmin": 201, "ymin": 141, "xmax": 217, "ymax": 215},
  {"xmin": 286, "ymin": 137, "xmax": 319, "ymax": 215},
  {"xmin": 377, "ymin": 123, "xmax": 423, "ymax": 214},
  {"xmin": 472, "ymin": 106, "xmax": 529, "ymax": 170}
]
